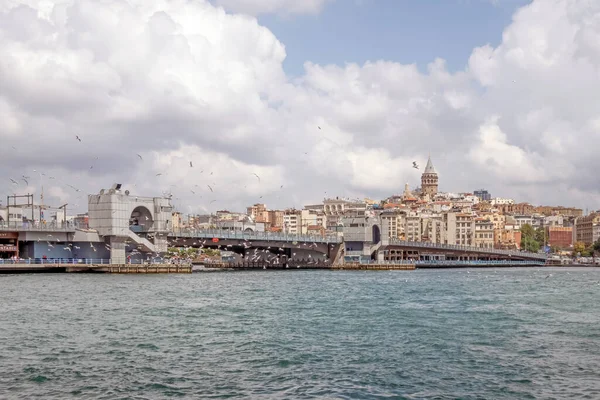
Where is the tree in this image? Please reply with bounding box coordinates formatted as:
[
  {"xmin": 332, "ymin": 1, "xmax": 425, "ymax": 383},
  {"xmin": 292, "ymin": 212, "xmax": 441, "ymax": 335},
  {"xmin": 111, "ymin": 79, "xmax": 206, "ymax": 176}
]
[
  {"xmin": 520, "ymin": 224, "xmax": 535, "ymax": 239},
  {"xmin": 534, "ymin": 227, "xmax": 546, "ymax": 245},
  {"xmin": 520, "ymin": 224, "xmax": 541, "ymax": 252},
  {"xmin": 573, "ymin": 241, "xmax": 586, "ymax": 256},
  {"xmin": 593, "ymin": 239, "xmax": 600, "ymax": 254},
  {"xmin": 521, "ymin": 236, "xmax": 541, "ymax": 253}
]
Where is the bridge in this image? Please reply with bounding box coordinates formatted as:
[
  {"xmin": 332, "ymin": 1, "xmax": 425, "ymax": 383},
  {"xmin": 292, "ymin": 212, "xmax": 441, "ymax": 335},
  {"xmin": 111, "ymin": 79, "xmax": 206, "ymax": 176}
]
[
  {"xmin": 384, "ymin": 238, "xmax": 547, "ymax": 261},
  {"xmin": 0, "ymin": 224, "xmax": 546, "ymax": 264},
  {"xmin": 168, "ymin": 229, "xmax": 343, "ymax": 262}
]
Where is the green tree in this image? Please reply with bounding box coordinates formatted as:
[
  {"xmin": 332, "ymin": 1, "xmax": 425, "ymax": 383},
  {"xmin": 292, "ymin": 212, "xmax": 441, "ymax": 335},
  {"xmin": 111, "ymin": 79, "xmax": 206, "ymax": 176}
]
[
  {"xmin": 593, "ymin": 239, "xmax": 600, "ymax": 254},
  {"xmin": 573, "ymin": 241, "xmax": 586, "ymax": 256},
  {"xmin": 520, "ymin": 224, "xmax": 535, "ymax": 239},
  {"xmin": 520, "ymin": 224, "xmax": 541, "ymax": 252},
  {"xmin": 521, "ymin": 236, "xmax": 541, "ymax": 253},
  {"xmin": 534, "ymin": 227, "xmax": 546, "ymax": 245}
]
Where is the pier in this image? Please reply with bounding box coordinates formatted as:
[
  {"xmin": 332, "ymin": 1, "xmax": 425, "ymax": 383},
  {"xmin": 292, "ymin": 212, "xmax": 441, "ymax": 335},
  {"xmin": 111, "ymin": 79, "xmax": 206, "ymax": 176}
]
[{"xmin": 0, "ymin": 259, "xmax": 191, "ymax": 274}]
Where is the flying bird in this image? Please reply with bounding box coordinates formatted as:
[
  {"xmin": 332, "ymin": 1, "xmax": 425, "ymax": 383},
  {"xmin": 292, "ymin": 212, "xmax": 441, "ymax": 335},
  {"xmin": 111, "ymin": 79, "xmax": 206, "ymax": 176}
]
[
  {"xmin": 75, "ymin": 135, "xmax": 81, "ymax": 142},
  {"xmin": 9, "ymin": 178, "xmax": 18, "ymax": 185},
  {"xmin": 156, "ymin": 173, "xmax": 162, "ymax": 177},
  {"xmin": 190, "ymin": 161, "xmax": 193, "ymax": 167},
  {"xmin": 22, "ymin": 178, "xmax": 28, "ymax": 185},
  {"xmin": 207, "ymin": 185, "xmax": 213, "ymax": 192},
  {"xmin": 318, "ymin": 126, "xmax": 321, "ymax": 130},
  {"xmin": 412, "ymin": 161, "xmax": 419, "ymax": 169},
  {"xmin": 253, "ymin": 173, "xmax": 261, "ymax": 182},
  {"xmin": 137, "ymin": 154, "xmax": 143, "ymax": 160}
]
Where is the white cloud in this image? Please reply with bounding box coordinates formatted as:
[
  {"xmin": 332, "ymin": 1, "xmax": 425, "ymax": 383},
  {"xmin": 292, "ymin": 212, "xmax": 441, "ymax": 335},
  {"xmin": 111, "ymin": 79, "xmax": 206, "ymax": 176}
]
[
  {"xmin": 0, "ymin": 0, "xmax": 600, "ymax": 214},
  {"xmin": 213, "ymin": 0, "xmax": 331, "ymax": 16}
]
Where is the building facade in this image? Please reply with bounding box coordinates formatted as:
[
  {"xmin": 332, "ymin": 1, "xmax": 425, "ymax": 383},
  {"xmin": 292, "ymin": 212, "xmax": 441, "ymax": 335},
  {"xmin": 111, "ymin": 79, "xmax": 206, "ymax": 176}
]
[
  {"xmin": 547, "ymin": 227, "xmax": 573, "ymax": 249},
  {"xmin": 474, "ymin": 219, "xmax": 495, "ymax": 248},
  {"xmin": 474, "ymin": 189, "xmax": 491, "ymax": 201},
  {"xmin": 575, "ymin": 213, "xmax": 600, "ymax": 245}
]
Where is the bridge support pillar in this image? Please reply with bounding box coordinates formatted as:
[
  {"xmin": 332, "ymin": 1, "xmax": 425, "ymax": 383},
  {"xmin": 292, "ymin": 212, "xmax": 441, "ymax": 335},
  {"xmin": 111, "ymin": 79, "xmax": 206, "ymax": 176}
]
[{"xmin": 110, "ymin": 237, "xmax": 126, "ymax": 264}]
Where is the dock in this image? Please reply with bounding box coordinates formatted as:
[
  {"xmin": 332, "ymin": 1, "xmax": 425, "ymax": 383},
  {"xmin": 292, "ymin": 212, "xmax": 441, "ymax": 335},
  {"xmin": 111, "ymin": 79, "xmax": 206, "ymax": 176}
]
[
  {"xmin": 333, "ymin": 263, "xmax": 415, "ymax": 270},
  {"xmin": 192, "ymin": 261, "xmax": 415, "ymax": 271},
  {"xmin": 0, "ymin": 263, "xmax": 192, "ymax": 274}
]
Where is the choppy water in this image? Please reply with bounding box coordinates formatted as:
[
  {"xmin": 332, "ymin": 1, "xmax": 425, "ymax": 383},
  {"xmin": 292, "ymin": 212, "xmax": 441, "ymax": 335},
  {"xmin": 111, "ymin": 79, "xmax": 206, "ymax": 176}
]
[{"xmin": 1, "ymin": 268, "xmax": 600, "ymax": 399}]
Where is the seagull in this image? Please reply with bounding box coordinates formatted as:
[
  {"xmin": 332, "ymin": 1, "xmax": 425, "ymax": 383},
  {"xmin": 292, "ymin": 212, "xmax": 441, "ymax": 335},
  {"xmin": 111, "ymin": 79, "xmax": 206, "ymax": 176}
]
[
  {"xmin": 9, "ymin": 178, "xmax": 18, "ymax": 185},
  {"xmin": 207, "ymin": 185, "xmax": 213, "ymax": 192},
  {"xmin": 253, "ymin": 173, "xmax": 261, "ymax": 182},
  {"xmin": 412, "ymin": 161, "xmax": 419, "ymax": 169},
  {"xmin": 137, "ymin": 154, "xmax": 143, "ymax": 160},
  {"xmin": 76, "ymin": 135, "xmax": 82, "ymax": 142},
  {"xmin": 189, "ymin": 161, "xmax": 193, "ymax": 167},
  {"xmin": 156, "ymin": 173, "xmax": 162, "ymax": 177}
]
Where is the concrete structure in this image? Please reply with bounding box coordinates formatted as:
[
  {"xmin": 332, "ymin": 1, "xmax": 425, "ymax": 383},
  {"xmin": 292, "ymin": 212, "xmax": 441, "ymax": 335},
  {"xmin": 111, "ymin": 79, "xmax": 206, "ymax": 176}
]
[
  {"xmin": 88, "ymin": 184, "xmax": 172, "ymax": 263},
  {"xmin": 513, "ymin": 215, "xmax": 534, "ymax": 229},
  {"xmin": 491, "ymin": 198, "xmax": 515, "ymax": 206},
  {"xmin": 444, "ymin": 212, "xmax": 474, "ymax": 246},
  {"xmin": 535, "ymin": 206, "xmax": 583, "ymax": 217},
  {"xmin": 474, "ymin": 219, "xmax": 495, "ymax": 249},
  {"xmin": 247, "ymin": 204, "xmax": 269, "ymax": 223},
  {"xmin": 474, "ymin": 189, "xmax": 491, "ymax": 201},
  {"xmin": 380, "ymin": 210, "xmax": 405, "ymax": 239},
  {"xmin": 422, "ymin": 216, "xmax": 444, "ymax": 244},
  {"xmin": 574, "ymin": 213, "xmax": 600, "ymax": 245},
  {"xmin": 405, "ymin": 215, "xmax": 421, "ymax": 242},
  {"xmin": 421, "ymin": 156, "xmax": 438, "ymax": 198},
  {"xmin": 547, "ymin": 227, "xmax": 573, "ymax": 249},
  {"xmin": 497, "ymin": 203, "xmax": 535, "ymax": 215},
  {"xmin": 342, "ymin": 215, "xmax": 387, "ymax": 262}
]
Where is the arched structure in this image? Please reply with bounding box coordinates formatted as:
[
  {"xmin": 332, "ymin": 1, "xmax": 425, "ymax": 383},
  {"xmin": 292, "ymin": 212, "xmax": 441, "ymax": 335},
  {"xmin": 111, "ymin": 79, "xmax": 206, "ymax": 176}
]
[
  {"xmin": 130, "ymin": 206, "xmax": 154, "ymax": 232},
  {"xmin": 88, "ymin": 185, "xmax": 173, "ymax": 263},
  {"xmin": 372, "ymin": 225, "xmax": 381, "ymax": 244}
]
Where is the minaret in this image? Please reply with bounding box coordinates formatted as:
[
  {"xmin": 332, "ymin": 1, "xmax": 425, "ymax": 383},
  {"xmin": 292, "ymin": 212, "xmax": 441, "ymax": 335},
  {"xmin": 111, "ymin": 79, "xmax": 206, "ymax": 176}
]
[
  {"xmin": 421, "ymin": 155, "xmax": 438, "ymax": 197},
  {"xmin": 403, "ymin": 182, "xmax": 411, "ymax": 199}
]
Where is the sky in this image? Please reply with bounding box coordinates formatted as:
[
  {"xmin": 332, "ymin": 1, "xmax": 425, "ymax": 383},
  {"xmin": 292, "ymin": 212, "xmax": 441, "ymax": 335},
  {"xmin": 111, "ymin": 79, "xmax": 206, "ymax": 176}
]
[{"xmin": 1, "ymin": 0, "xmax": 600, "ymax": 216}]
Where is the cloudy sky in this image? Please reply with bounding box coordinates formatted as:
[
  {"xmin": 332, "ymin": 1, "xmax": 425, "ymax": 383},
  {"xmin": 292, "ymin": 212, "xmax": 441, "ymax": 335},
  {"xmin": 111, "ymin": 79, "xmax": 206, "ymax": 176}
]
[{"xmin": 1, "ymin": 0, "xmax": 600, "ymax": 215}]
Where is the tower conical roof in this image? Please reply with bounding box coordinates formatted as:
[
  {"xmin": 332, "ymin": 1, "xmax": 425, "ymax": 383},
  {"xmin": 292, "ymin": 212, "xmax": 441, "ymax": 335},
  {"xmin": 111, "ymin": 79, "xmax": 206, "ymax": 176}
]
[{"xmin": 424, "ymin": 155, "xmax": 436, "ymax": 174}]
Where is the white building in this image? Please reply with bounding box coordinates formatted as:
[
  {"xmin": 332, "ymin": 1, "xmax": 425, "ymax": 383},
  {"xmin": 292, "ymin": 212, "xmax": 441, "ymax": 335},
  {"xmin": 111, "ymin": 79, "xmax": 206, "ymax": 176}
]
[
  {"xmin": 491, "ymin": 197, "xmax": 515, "ymax": 206},
  {"xmin": 514, "ymin": 215, "xmax": 534, "ymax": 229},
  {"xmin": 88, "ymin": 184, "xmax": 172, "ymax": 263}
]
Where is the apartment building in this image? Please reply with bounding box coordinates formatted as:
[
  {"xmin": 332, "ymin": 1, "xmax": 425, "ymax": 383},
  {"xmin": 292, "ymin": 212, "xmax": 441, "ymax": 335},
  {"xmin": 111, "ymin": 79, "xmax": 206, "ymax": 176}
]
[
  {"xmin": 474, "ymin": 218, "xmax": 495, "ymax": 248},
  {"xmin": 574, "ymin": 212, "xmax": 600, "ymax": 245},
  {"xmin": 444, "ymin": 212, "xmax": 474, "ymax": 246},
  {"xmin": 380, "ymin": 210, "xmax": 406, "ymax": 239},
  {"xmin": 405, "ymin": 215, "xmax": 421, "ymax": 242}
]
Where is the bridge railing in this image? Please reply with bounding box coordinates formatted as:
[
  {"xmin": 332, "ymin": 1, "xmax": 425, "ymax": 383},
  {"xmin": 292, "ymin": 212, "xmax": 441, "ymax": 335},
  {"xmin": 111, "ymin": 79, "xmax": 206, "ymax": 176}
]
[
  {"xmin": 170, "ymin": 228, "xmax": 342, "ymax": 244},
  {"xmin": 0, "ymin": 222, "xmax": 80, "ymax": 232},
  {"xmin": 388, "ymin": 238, "xmax": 546, "ymax": 259},
  {"xmin": 414, "ymin": 260, "xmax": 546, "ymax": 266},
  {"xmin": 0, "ymin": 258, "xmax": 169, "ymax": 265}
]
